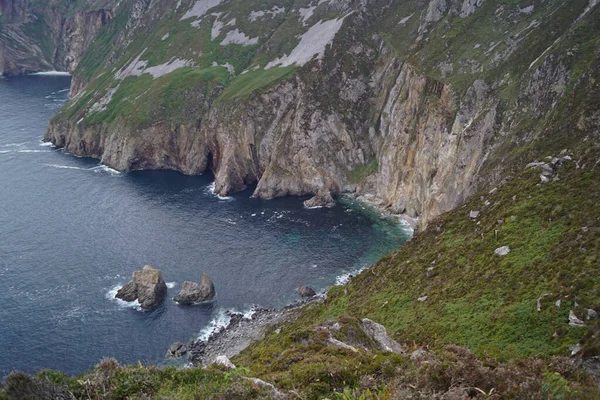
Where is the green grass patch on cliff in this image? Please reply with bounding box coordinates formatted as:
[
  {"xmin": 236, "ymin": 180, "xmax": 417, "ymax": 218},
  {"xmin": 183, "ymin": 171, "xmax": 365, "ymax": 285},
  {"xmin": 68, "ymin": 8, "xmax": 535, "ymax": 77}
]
[
  {"xmin": 347, "ymin": 159, "xmax": 378, "ymax": 185},
  {"xmin": 80, "ymin": 66, "xmax": 227, "ymax": 129},
  {"xmin": 218, "ymin": 65, "xmax": 298, "ymax": 101}
]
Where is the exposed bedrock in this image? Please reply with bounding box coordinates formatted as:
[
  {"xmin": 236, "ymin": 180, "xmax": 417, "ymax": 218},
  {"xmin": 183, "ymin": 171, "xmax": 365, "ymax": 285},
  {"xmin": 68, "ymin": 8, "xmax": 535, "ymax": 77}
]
[
  {"xmin": 0, "ymin": 0, "xmax": 112, "ymax": 76},
  {"xmin": 43, "ymin": 0, "xmax": 595, "ymax": 229},
  {"xmin": 44, "ymin": 50, "xmax": 568, "ymax": 229}
]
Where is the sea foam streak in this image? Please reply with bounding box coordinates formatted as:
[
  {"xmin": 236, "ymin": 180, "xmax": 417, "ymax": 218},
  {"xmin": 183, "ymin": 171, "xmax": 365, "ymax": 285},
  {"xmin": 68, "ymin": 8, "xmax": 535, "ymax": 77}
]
[
  {"xmin": 90, "ymin": 165, "xmax": 122, "ymax": 176},
  {"xmin": 18, "ymin": 149, "xmax": 50, "ymax": 153},
  {"xmin": 335, "ymin": 265, "xmax": 368, "ymax": 286},
  {"xmin": 45, "ymin": 164, "xmax": 87, "ymax": 170},
  {"xmin": 30, "ymin": 71, "xmax": 71, "ymax": 76},
  {"xmin": 206, "ymin": 182, "xmax": 234, "ymax": 201},
  {"xmin": 39, "ymin": 141, "xmax": 55, "ymax": 147},
  {"xmin": 166, "ymin": 282, "xmax": 177, "ymax": 289}
]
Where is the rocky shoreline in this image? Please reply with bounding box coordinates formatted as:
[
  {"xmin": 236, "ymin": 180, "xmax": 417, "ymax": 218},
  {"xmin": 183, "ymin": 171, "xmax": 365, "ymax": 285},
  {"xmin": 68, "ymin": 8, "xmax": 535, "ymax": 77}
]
[{"xmin": 181, "ymin": 297, "xmax": 324, "ymax": 367}]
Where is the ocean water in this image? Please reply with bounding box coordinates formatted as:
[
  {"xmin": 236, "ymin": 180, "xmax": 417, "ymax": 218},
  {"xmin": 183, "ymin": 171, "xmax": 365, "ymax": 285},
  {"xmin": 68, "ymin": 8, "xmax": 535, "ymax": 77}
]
[{"xmin": 0, "ymin": 75, "xmax": 411, "ymax": 377}]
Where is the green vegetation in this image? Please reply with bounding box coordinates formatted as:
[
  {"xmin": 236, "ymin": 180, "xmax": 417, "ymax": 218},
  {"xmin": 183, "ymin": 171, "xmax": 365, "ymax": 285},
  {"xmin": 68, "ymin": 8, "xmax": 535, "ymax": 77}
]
[
  {"xmin": 347, "ymin": 159, "xmax": 378, "ymax": 185},
  {"xmin": 219, "ymin": 66, "xmax": 298, "ymax": 100}
]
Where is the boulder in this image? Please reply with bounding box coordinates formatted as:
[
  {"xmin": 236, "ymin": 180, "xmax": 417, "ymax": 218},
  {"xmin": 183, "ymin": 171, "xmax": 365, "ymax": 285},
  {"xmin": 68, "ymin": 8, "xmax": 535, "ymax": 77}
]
[
  {"xmin": 569, "ymin": 310, "xmax": 585, "ymax": 327},
  {"xmin": 297, "ymin": 286, "xmax": 317, "ymax": 298},
  {"xmin": 494, "ymin": 246, "xmax": 510, "ymax": 256},
  {"xmin": 173, "ymin": 273, "xmax": 215, "ymax": 304},
  {"xmin": 213, "ymin": 355, "xmax": 236, "ymax": 370},
  {"xmin": 361, "ymin": 318, "xmax": 404, "ymax": 354},
  {"xmin": 167, "ymin": 341, "xmax": 187, "ymax": 358},
  {"xmin": 469, "ymin": 210, "xmax": 480, "ymax": 219},
  {"xmin": 116, "ymin": 265, "xmax": 167, "ymax": 309}
]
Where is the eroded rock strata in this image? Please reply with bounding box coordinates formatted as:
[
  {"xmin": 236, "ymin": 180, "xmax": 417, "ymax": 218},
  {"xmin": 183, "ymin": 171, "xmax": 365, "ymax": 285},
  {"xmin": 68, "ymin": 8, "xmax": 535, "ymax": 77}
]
[
  {"xmin": 38, "ymin": 0, "xmax": 599, "ymax": 228},
  {"xmin": 0, "ymin": 0, "xmax": 113, "ymax": 76}
]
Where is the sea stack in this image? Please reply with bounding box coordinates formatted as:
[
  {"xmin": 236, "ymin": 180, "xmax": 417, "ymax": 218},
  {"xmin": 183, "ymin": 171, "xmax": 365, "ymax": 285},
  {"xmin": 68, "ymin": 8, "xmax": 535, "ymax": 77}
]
[
  {"xmin": 173, "ymin": 273, "xmax": 216, "ymax": 304},
  {"xmin": 116, "ymin": 265, "xmax": 168, "ymax": 309}
]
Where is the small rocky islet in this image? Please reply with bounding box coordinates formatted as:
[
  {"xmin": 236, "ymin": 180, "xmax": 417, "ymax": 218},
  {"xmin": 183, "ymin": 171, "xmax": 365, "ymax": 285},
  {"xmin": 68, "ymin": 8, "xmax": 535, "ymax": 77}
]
[{"xmin": 115, "ymin": 266, "xmax": 219, "ymax": 309}]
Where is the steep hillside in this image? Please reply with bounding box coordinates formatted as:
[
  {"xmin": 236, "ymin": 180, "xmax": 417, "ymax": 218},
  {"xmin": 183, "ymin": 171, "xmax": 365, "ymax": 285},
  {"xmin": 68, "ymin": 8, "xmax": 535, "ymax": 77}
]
[
  {"xmin": 0, "ymin": 0, "xmax": 114, "ymax": 76},
  {"xmin": 2, "ymin": 124, "xmax": 599, "ymax": 399}
]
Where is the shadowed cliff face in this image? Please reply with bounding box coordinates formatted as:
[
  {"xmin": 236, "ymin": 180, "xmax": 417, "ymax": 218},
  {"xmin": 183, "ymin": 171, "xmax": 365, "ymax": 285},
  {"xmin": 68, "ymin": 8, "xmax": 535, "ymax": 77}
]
[
  {"xmin": 0, "ymin": 0, "xmax": 113, "ymax": 75},
  {"xmin": 44, "ymin": 0, "xmax": 600, "ymax": 228}
]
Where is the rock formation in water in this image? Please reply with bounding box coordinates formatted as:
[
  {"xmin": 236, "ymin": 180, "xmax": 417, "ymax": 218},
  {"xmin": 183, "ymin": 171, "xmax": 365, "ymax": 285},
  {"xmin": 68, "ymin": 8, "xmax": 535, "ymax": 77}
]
[
  {"xmin": 297, "ymin": 286, "xmax": 316, "ymax": 298},
  {"xmin": 116, "ymin": 265, "xmax": 168, "ymax": 309},
  {"xmin": 0, "ymin": 0, "xmax": 113, "ymax": 76},
  {"xmin": 28, "ymin": 0, "xmax": 599, "ymax": 229},
  {"xmin": 173, "ymin": 273, "xmax": 216, "ymax": 304}
]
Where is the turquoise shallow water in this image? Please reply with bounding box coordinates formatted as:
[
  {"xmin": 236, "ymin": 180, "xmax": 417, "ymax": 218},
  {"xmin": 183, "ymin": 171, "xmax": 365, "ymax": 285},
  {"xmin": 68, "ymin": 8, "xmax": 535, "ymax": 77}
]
[{"xmin": 0, "ymin": 75, "xmax": 412, "ymax": 377}]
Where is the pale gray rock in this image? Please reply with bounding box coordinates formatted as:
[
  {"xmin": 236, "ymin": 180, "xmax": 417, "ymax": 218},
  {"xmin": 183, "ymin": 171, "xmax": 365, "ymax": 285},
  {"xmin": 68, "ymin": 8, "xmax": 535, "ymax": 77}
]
[
  {"xmin": 569, "ymin": 310, "xmax": 585, "ymax": 327},
  {"xmin": 410, "ymin": 348, "xmax": 427, "ymax": 360},
  {"xmin": 469, "ymin": 210, "xmax": 480, "ymax": 219},
  {"xmin": 361, "ymin": 318, "xmax": 404, "ymax": 354},
  {"xmin": 244, "ymin": 377, "xmax": 287, "ymax": 399},
  {"xmin": 214, "ymin": 355, "xmax": 236, "ymax": 370},
  {"xmin": 495, "ymin": 246, "xmax": 510, "ymax": 256}
]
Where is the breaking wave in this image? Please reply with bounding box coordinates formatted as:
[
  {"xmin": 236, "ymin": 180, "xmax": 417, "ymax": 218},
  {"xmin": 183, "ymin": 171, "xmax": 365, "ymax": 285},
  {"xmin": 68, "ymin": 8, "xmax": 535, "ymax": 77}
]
[
  {"xmin": 106, "ymin": 284, "xmax": 142, "ymax": 311},
  {"xmin": 205, "ymin": 182, "xmax": 234, "ymax": 201}
]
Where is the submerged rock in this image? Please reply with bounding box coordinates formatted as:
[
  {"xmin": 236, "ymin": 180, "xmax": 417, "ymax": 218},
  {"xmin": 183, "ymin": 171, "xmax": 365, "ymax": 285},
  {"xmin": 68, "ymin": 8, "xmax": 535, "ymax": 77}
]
[
  {"xmin": 115, "ymin": 265, "xmax": 167, "ymax": 309},
  {"xmin": 173, "ymin": 273, "xmax": 215, "ymax": 304},
  {"xmin": 297, "ymin": 286, "xmax": 317, "ymax": 298}
]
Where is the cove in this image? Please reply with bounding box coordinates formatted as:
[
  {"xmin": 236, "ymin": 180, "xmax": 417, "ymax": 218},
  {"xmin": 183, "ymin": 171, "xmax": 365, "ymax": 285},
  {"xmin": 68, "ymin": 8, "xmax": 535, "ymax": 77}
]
[{"xmin": 0, "ymin": 75, "xmax": 411, "ymax": 377}]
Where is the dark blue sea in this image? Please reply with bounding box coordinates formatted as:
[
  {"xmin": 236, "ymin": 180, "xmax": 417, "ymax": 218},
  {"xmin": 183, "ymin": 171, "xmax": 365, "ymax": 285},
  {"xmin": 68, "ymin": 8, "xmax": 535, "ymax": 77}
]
[{"xmin": 0, "ymin": 74, "xmax": 411, "ymax": 377}]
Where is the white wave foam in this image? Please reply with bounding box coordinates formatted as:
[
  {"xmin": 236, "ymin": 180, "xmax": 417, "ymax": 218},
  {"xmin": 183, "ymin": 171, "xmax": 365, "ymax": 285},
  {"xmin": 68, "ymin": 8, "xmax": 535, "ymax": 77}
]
[
  {"xmin": 197, "ymin": 309, "xmax": 232, "ymax": 342},
  {"xmin": 241, "ymin": 306, "xmax": 259, "ymax": 320},
  {"xmin": 197, "ymin": 305, "xmax": 259, "ymax": 342},
  {"xmin": 0, "ymin": 150, "xmax": 11, "ymax": 154},
  {"xmin": 3, "ymin": 142, "xmax": 28, "ymax": 147},
  {"xmin": 39, "ymin": 141, "xmax": 55, "ymax": 147},
  {"xmin": 57, "ymin": 88, "xmax": 70, "ymax": 93},
  {"xmin": 106, "ymin": 284, "xmax": 142, "ymax": 311},
  {"xmin": 205, "ymin": 182, "xmax": 234, "ymax": 201},
  {"xmin": 17, "ymin": 149, "xmax": 50, "ymax": 153},
  {"xmin": 335, "ymin": 266, "xmax": 368, "ymax": 286},
  {"xmin": 30, "ymin": 71, "xmax": 71, "ymax": 76},
  {"xmin": 90, "ymin": 165, "xmax": 122, "ymax": 176},
  {"xmin": 166, "ymin": 282, "xmax": 177, "ymax": 289}
]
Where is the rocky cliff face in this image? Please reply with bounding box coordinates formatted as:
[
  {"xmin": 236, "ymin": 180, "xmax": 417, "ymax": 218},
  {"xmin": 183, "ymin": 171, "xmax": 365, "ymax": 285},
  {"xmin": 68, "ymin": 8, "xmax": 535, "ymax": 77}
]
[
  {"xmin": 44, "ymin": 0, "xmax": 600, "ymax": 228},
  {"xmin": 0, "ymin": 0, "xmax": 114, "ymax": 75}
]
